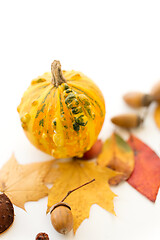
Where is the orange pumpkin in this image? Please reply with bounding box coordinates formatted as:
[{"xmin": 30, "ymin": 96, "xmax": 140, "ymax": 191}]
[{"xmin": 17, "ymin": 61, "xmax": 105, "ymax": 158}]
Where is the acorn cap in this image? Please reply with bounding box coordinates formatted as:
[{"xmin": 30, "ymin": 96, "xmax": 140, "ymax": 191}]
[
  {"xmin": 50, "ymin": 202, "xmax": 71, "ymax": 214},
  {"xmin": 0, "ymin": 193, "xmax": 14, "ymax": 234}
]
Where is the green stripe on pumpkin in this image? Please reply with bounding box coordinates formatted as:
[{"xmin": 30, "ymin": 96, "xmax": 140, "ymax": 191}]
[{"xmin": 70, "ymin": 85, "xmax": 104, "ymax": 117}]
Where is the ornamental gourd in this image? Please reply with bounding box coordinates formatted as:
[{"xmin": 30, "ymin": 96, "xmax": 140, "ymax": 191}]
[{"xmin": 17, "ymin": 61, "xmax": 105, "ymax": 158}]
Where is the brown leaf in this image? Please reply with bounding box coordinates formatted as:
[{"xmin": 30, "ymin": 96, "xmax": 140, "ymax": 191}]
[
  {"xmin": 154, "ymin": 104, "xmax": 160, "ymax": 129},
  {"xmin": 97, "ymin": 133, "xmax": 135, "ymax": 185},
  {"xmin": 0, "ymin": 154, "xmax": 53, "ymax": 210},
  {"xmin": 127, "ymin": 135, "xmax": 160, "ymax": 202},
  {"xmin": 45, "ymin": 160, "xmax": 120, "ymax": 233}
]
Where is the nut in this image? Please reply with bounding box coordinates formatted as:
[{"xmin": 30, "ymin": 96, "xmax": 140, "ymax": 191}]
[
  {"xmin": 111, "ymin": 114, "xmax": 143, "ymax": 129},
  {"xmin": 150, "ymin": 81, "xmax": 160, "ymax": 103},
  {"xmin": 123, "ymin": 92, "xmax": 153, "ymax": 108},
  {"xmin": 0, "ymin": 193, "xmax": 14, "ymax": 234},
  {"xmin": 50, "ymin": 202, "xmax": 73, "ymax": 234},
  {"xmin": 35, "ymin": 232, "xmax": 49, "ymax": 240}
]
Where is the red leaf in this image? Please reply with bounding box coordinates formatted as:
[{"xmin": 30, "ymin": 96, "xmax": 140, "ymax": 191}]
[{"xmin": 127, "ymin": 135, "xmax": 160, "ymax": 202}]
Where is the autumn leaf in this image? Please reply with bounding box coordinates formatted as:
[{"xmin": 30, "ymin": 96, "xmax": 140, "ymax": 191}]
[
  {"xmin": 97, "ymin": 133, "xmax": 134, "ymax": 185},
  {"xmin": 45, "ymin": 160, "xmax": 120, "ymax": 233},
  {"xmin": 127, "ymin": 135, "xmax": 160, "ymax": 202},
  {"xmin": 154, "ymin": 104, "xmax": 160, "ymax": 129},
  {"xmin": 0, "ymin": 154, "xmax": 53, "ymax": 210}
]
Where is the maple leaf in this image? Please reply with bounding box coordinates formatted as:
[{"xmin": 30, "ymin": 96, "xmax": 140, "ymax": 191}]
[
  {"xmin": 0, "ymin": 154, "xmax": 53, "ymax": 210},
  {"xmin": 97, "ymin": 133, "xmax": 135, "ymax": 185},
  {"xmin": 154, "ymin": 104, "xmax": 160, "ymax": 129},
  {"xmin": 127, "ymin": 135, "xmax": 160, "ymax": 202},
  {"xmin": 45, "ymin": 160, "xmax": 120, "ymax": 233}
]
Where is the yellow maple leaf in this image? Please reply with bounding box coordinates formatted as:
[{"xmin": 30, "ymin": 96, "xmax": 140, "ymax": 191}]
[
  {"xmin": 98, "ymin": 133, "xmax": 134, "ymax": 185},
  {"xmin": 45, "ymin": 160, "xmax": 120, "ymax": 233},
  {"xmin": 0, "ymin": 154, "xmax": 53, "ymax": 210},
  {"xmin": 154, "ymin": 104, "xmax": 160, "ymax": 129}
]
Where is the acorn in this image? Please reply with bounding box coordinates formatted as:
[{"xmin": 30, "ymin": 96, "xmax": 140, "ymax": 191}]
[
  {"xmin": 111, "ymin": 114, "xmax": 143, "ymax": 129},
  {"xmin": 150, "ymin": 81, "xmax": 160, "ymax": 103},
  {"xmin": 123, "ymin": 92, "xmax": 153, "ymax": 108},
  {"xmin": 49, "ymin": 179, "xmax": 95, "ymax": 235},
  {"xmin": 50, "ymin": 202, "xmax": 73, "ymax": 235},
  {"xmin": 0, "ymin": 193, "xmax": 14, "ymax": 234}
]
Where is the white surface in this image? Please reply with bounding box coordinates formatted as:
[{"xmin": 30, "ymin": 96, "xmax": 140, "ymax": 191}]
[{"xmin": 0, "ymin": 0, "xmax": 160, "ymax": 239}]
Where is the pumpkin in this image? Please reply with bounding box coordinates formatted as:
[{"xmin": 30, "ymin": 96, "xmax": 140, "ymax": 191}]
[{"xmin": 17, "ymin": 60, "xmax": 105, "ymax": 158}]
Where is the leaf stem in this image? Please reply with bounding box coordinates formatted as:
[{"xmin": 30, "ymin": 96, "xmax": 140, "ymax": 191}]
[{"xmin": 61, "ymin": 178, "xmax": 95, "ymax": 202}]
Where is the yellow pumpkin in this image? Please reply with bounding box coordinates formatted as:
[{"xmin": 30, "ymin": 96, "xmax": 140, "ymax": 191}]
[{"xmin": 17, "ymin": 61, "xmax": 105, "ymax": 158}]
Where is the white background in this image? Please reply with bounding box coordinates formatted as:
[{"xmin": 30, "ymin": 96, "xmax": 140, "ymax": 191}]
[{"xmin": 0, "ymin": 0, "xmax": 160, "ymax": 239}]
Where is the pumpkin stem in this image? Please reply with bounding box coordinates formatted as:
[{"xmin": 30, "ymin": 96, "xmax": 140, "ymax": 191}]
[{"xmin": 51, "ymin": 60, "xmax": 66, "ymax": 87}]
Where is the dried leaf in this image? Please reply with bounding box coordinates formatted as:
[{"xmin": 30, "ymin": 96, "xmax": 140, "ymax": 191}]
[
  {"xmin": 45, "ymin": 160, "xmax": 120, "ymax": 233},
  {"xmin": 154, "ymin": 104, "xmax": 160, "ymax": 129},
  {"xmin": 0, "ymin": 154, "xmax": 53, "ymax": 210},
  {"xmin": 97, "ymin": 133, "xmax": 134, "ymax": 185},
  {"xmin": 127, "ymin": 135, "xmax": 160, "ymax": 202}
]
